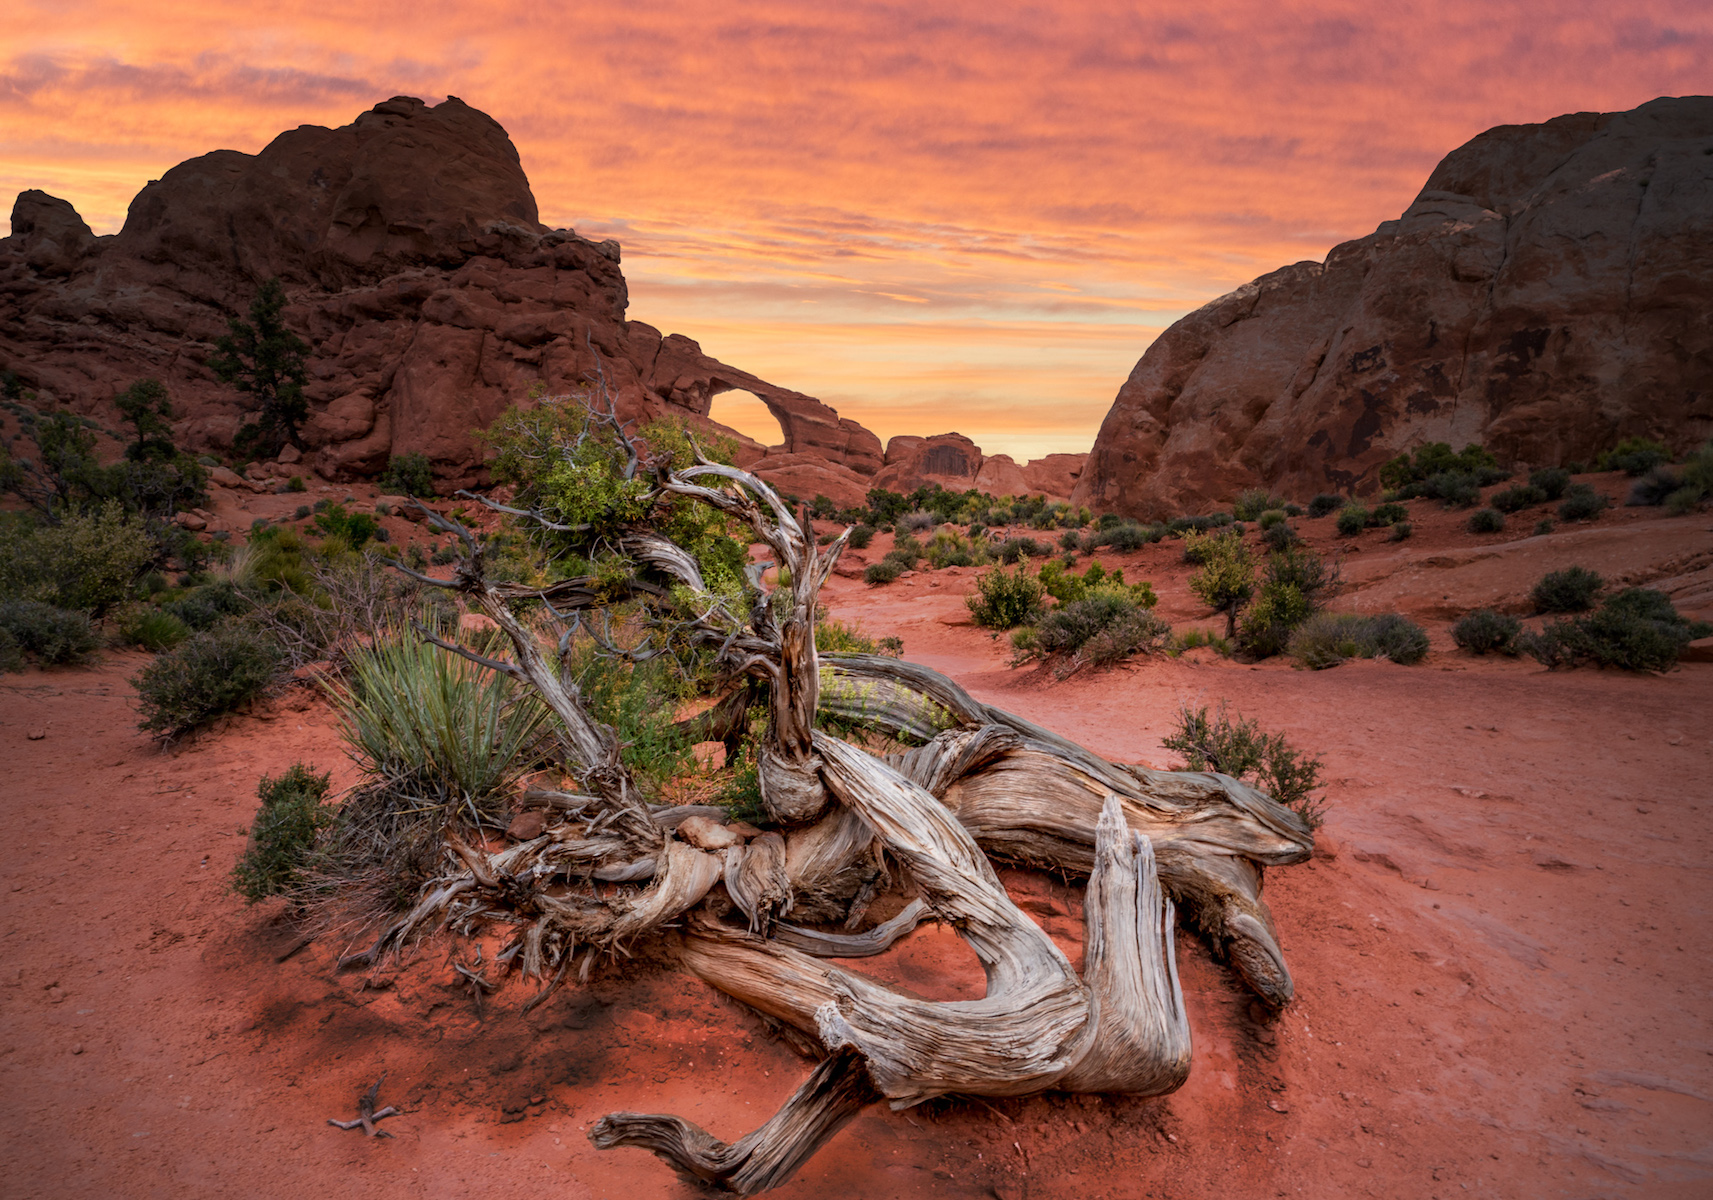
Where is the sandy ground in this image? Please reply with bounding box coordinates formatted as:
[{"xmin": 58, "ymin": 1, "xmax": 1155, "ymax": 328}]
[{"xmin": 3, "ymin": 482, "xmax": 1711, "ymax": 1199}]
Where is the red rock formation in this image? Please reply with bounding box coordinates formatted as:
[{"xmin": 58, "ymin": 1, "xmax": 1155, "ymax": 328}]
[
  {"xmin": 1074, "ymin": 96, "xmax": 1713, "ymax": 520},
  {"xmin": 0, "ymin": 97, "xmax": 882, "ymax": 489},
  {"xmin": 870, "ymin": 433, "xmax": 1083, "ymax": 502}
]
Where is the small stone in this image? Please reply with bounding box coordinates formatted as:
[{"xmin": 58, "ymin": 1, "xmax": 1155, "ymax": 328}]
[
  {"xmin": 507, "ymin": 811, "xmax": 547, "ymax": 841},
  {"xmin": 27, "ymin": 729, "xmax": 46, "ymax": 741},
  {"xmin": 726, "ymin": 821, "xmax": 764, "ymax": 839},
  {"xmin": 71, "ymin": 1043, "xmax": 84, "ymax": 1055},
  {"xmin": 277, "ymin": 444, "xmax": 302, "ymax": 465},
  {"xmin": 677, "ymin": 815, "xmax": 742, "ymax": 851},
  {"xmin": 209, "ymin": 466, "xmax": 244, "ymax": 489},
  {"xmin": 47, "ymin": 986, "xmax": 66, "ymax": 1003}
]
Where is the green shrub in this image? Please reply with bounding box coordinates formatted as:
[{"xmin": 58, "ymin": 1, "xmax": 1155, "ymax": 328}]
[
  {"xmin": 1534, "ymin": 518, "xmax": 1554, "ymax": 536},
  {"xmin": 1529, "ymin": 467, "xmax": 1572, "ymax": 500},
  {"xmin": 1524, "ymin": 588, "xmax": 1711, "ymax": 672},
  {"xmin": 1425, "ymin": 471, "xmax": 1484, "ymax": 507},
  {"xmin": 1307, "ymin": 493, "xmax": 1344, "ymax": 518},
  {"xmin": 1491, "ymin": 484, "xmax": 1546, "ymax": 513},
  {"xmin": 134, "ymin": 625, "xmax": 284, "ymax": 735},
  {"xmin": 1452, "ymin": 609, "xmax": 1521, "ymax": 655},
  {"xmin": 1037, "ymin": 559, "xmax": 1157, "ymax": 608},
  {"xmin": 119, "ymin": 605, "xmax": 191, "ymax": 651},
  {"xmin": 1381, "ymin": 443, "xmax": 1507, "ymax": 495},
  {"xmin": 1370, "ymin": 502, "xmax": 1409, "ymax": 526},
  {"xmin": 0, "ymin": 600, "xmax": 99, "ymax": 666},
  {"xmin": 1596, "ymin": 437, "xmax": 1669, "ymax": 476},
  {"xmin": 1387, "ymin": 521, "xmax": 1413, "ymax": 541},
  {"xmin": 0, "ymin": 627, "xmax": 20, "ymax": 674},
  {"xmin": 312, "ymin": 503, "xmax": 379, "ymax": 548},
  {"xmin": 1335, "ymin": 505, "xmax": 1368, "ymax": 536},
  {"xmin": 1468, "ymin": 507, "xmax": 1505, "ymax": 534},
  {"xmin": 0, "ymin": 501, "xmax": 155, "ymax": 615},
  {"xmin": 967, "ymin": 566, "xmax": 1045, "ymax": 629},
  {"xmin": 1237, "ymin": 544, "xmax": 1338, "ymax": 659},
  {"xmin": 286, "ymin": 475, "xmax": 306, "ymax": 493},
  {"xmin": 849, "ymin": 524, "xmax": 875, "ymax": 550},
  {"xmin": 864, "ymin": 560, "xmax": 904, "ymax": 585},
  {"xmin": 1288, "ymin": 612, "xmax": 1429, "ymax": 669},
  {"xmin": 994, "ymin": 536, "xmax": 1044, "ymax": 564},
  {"xmin": 1162, "ymin": 703, "xmax": 1326, "ymax": 828},
  {"xmin": 1234, "ymin": 489, "xmax": 1285, "ymax": 521},
  {"xmin": 925, "ymin": 530, "xmax": 981, "ymax": 569},
  {"xmin": 1558, "ymin": 485, "xmax": 1609, "ymax": 522},
  {"xmin": 1532, "ymin": 566, "xmax": 1602, "ymax": 613},
  {"xmin": 1260, "ymin": 521, "xmax": 1297, "ymax": 552},
  {"xmin": 1168, "ymin": 628, "xmax": 1232, "ymax": 658},
  {"xmin": 1256, "ymin": 509, "xmax": 1288, "ymax": 530},
  {"xmin": 231, "ymin": 763, "xmax": 333, "ymax": 902},
  {"xmin": 1022, "ymin": 593, "xmax": 1170, "ymax": 666},
  {"xmin": 1626, "ymin": 468, "xmax": 1680, "ymax": 507},
  {"xmin": 165, "ymin": 579, "xmax": 251, "ymax": 630},
  {"xmin": 1187, "ymin": 530, "xmax": 1255, "ymax": 638},
  {"xmin": 1058, "ymin": 529, "xmax": 1083, "ymax": 552},
  {"xmin": 380, "ymin": 455, "xmax": 435, "ymax": 499},
  {"xmin": 1089, "ymin": 522, "xmax": 1159, "ymax": 552}
]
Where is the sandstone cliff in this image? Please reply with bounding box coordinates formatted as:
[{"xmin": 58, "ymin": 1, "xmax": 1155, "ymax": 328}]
[
  {"xmin": 1074, "ymin": 95, "xmax": 1713, "ymax": 520},
  {"xmin": 0, "ymin": 97, "xmax": 881, "ymax": 489}
]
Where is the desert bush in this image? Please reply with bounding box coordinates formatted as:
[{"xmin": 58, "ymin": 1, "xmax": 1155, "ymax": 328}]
[
  {"xmin": 1288, "ymin": 612, "xmax": 1429, "ymax": 669},
  {"xmin": 1596, "ymin": 437, "xmax": 1669, "ymax": 476},
  {"xmin": 1260, "ymin": 521, "xmax": 1297, "ymax": 552},
  {"xmin": 0, "ymin": 501, "xmax": 155, "ymax": 615},
  {"xmin": 1524, "ymin": 588, "xmax": 1711, "ymax": 672},
  {"xmin": 899, "ymin": 510, "xmax": 938, "ymax": 534},
  {"xmin": 864, "ymin": 560, "xmax": 904, "ymax": 585},
  {"xmin": 994, "ymin": 536, "xmax": 1044, "ymax": 564},
  {"xmin": 1307, "ymin": 493, "xmax": 1344, "ymax": 518},
  {"xmin": 1234, "ymin": 489, "xmax": 1285, "ymax": 521},
  {"xmin": 118, "ymin": 605, "xmax": 191, "ymax": 651},
  {"xmin": 849, "ymin": 524, "xmax": 875, "ymax": 550},
  {"xmin": 1256, "ymin": 509, "xmax": 1288, "ymax": 530},
  {"xmin": 312, "ymin": 503, "xmax": 379, "ymax": 549},
  {"xmin": 0, "ymin": 599, "xmax": 99, "ymax": 666},
  {"xmin": 1187, "ymin": 530, "xmax": 1254, "ymax": 638},
  {"xmin": 164, "ymin": 578, "xmax": 252, "ymax": 630},
  {"xmin": 1370, "ymin": 502, "xmax": 1409, "ymax": 526},
  {"xmin": 378, "ymin": 453, "xmax": 438, "ymax": 497},
  {"xmin": 1237, "ymin": 544, "xmax": 1338, "ymax": 659},
  {"xmin": 1388, "ymin": 522, "xmax": 1413, "ymax": 541},
  {"xmin": 1451, "ymin": 609, "xmax": 1521, "ymax": 655},
  {"xmin": 1468, "ymin": 507, "xmax": 1505, "ymax": 534},
  {"xmin": 1162, "ymin": 703, "xmax": 1326, "ymax": 828},
  {"xmin": 1335, "ymin": 505, "xmax": 1368, "ymax": 536},
  {"xmin": 1532, "ymin": 566, "xmax": 1602, "ymax": 613},
  {"xmin": 1088, "ymin": 521, "xmax": 1159, "ymax": 552},
  {"xmin": 967, "ymin": 566, "xmax": 1045, "ymax": 629},
  {"xmin": 1533, "ymin": 519, "xmax": 1553, "ymax": 536},
  {"xmin": 1626, "ymin": 467, "xmax": 1679, "ymax": 507},
  {"xmin": 134, "ymin": 624, "xmax": 284, "ymax": 735},
  {"xmin": 1558, "ymin": 484, "xmax": 1608, "ymax": 522},
  {"xmin": 231, "ymin": 763, "xmax": 334, "ymax": 902},
  {"xmin": 286, "ymin": 475, "xmax": 306, "ymax": 493},
  {"xmin": 1037, "ymin": 558, "xmax": 1157, "ymax": 608},
  {"xmin": 0, "ymin": 627, "xmax": 20, "ymax": 674},
  {"xmin": 1059, "ymin": 529, "xmax": 1083, "ymax": 551},
  {"xmin": 1528, "ymin": 467, "xmax": 1571, "ymax": 499},
  {"xmin": 1381, "ymin": 442, "xmax": 1507, "ymax": 495},
  {"xmin": 925, "ymin": 530, "xmax": 982, "ymax": 569},
  {"xmin": 1021, "ymin": 593, "xmax": 1170, "ymax": 667},
  {"xmin": 1168, "ymin": 627, "xmax": 1232, "ymax": 658},
  {"xmin": 1491, "ymin": 484, "xmax": 1546, "ymax": 513}
]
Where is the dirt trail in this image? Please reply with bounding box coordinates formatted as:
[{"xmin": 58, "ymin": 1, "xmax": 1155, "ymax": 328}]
[{"xmin": 3, "ymin": 496, "xmax": 1712, "ymax": 1199}]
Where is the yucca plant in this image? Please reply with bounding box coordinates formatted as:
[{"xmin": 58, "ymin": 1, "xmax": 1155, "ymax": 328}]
[{"xmin": 332, "ymin": 633, "xmax": 552, "ymax": 818}]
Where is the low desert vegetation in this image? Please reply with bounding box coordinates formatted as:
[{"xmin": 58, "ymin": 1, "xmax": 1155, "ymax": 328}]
[
  {"xmin": 1451, "ymin": 609, "xmax": 1522, "ymax": 655},
  {"xmin": 1523, "ymin": 588, "xmax": 1710, "ymax": 673},
  {"xmin": 1380, "ymin": 441, "xmax": 1509, "ymax": 506},
  {"xmin": 1163, "ymin": 702, "xmax": 1327, "ymax": 829},
  {"xmin": 1557, "ymin": 483, "xmax": 1609, "ymax": 522},
  {"xmin": 1287, "ymin": 612, "xmax": 1430, "ymax": 669},
  {"xmin": 1596, "ymin": 436, "xmax": 1670, "ymax": 477},
  {"xmin": 231, "ymin": 763, "xmax": 335, "ymax": 902},
  {"xmin": 1467, "ymin": 507, "xmax": 1505, "ymax": 534},
  {"xmin": 1532, "ymin": 566, "xmax": 1602, "ymax": 613}
]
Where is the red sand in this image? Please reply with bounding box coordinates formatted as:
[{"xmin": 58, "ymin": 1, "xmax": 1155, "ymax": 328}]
[{"xmin": 3, "ymin": 487, "xmax": 1711, "ymax": 1199}]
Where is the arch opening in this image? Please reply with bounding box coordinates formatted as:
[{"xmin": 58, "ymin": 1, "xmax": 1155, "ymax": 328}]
[{"xmin": 705, "ymin": 388, "xmax": 785, "ymax": 449}]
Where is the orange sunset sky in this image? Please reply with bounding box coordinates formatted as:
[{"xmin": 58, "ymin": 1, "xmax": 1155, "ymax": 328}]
[{"xmin": 4, "ymin": 1, "xmax": 1708, "ymax": 459}]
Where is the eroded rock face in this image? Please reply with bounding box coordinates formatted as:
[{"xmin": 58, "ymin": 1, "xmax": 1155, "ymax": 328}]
[
  {"xmin": 0, "ymin": 97, "xmax": 883, "ymax": 489},
  {"xmin": 1074, "ymin": 96, "xmax": 1713, "ymax": 520},
  {"xmin": 870, "ymin": 433, "xmax": 1083, "ymax": 501}
]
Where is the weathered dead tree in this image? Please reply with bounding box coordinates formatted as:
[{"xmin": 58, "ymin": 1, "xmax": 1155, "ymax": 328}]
[{"xmin": 345, "ymin": 388, "xmax": 1316, "ymax": 1193}]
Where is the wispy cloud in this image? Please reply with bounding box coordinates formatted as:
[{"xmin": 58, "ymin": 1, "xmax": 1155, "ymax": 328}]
[{"xmin": 3, "ymin": 0, "xmax": 1707, "ymax": 455}]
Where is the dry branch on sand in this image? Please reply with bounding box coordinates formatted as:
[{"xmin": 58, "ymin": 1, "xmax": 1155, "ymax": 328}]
[{"xmin": 300, "ymin": 384, "xmax": 1315, "ymax": 1193}]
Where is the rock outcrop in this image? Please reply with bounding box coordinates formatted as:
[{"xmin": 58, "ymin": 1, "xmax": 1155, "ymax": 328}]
[
  {"xmin": 0, "ymin": 97, "xmax": 882, "ymax": 489},
  {"xmin": 1074, "ymin": 96, "xmax": 1713, "ymax": 520},
  {"xmin": 871, "ymin": 433, "xmax": 1084, "ymax": 502}
]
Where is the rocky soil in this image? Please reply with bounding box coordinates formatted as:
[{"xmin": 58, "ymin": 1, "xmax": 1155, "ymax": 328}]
[{"xmin": 2, "ymin": 480, "xmax": 1710, "ymax": 1199}]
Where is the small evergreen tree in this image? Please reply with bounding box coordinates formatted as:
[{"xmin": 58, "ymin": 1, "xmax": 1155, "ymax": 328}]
[
  {"xmin": 115, "ymin": 378, "xmax": 176, "ymax": 463},
  {"xmin": 208, "ymin": 278, "xmax": 310, "ymax": 458}
]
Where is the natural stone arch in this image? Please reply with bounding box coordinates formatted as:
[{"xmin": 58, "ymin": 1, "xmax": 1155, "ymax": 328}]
[{"xmin": 706, "ymin": 386, "xmax": 787, "ymax": 449}]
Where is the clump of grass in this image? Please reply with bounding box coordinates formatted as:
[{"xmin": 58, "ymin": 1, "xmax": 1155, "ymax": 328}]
[
  {"xmin": 1335, "ymin": 505, "xmax": 1368, "ymax": 536},
  {"xmin": 1387, "ymin": 521, "xmax": 1413, "ymax": 542},
  {"xmin": 118, "ymin": 605, "xmax": 191, "ymax": 652},
  {"xmin": 1558, "ymin": 484, "xmax": 1609, "ymax": 523},
  {"xmin": 864, "ymin": 559, "xmax": 905, "ymax": 585},
  {"xmin": 1288, "ymin": 612, "xmax": 1430, "ymax": 669},
  {"xmin": 1162, "ymin": 702, "xmax": 1326, "ymax": 829},
  {"xmin": 1468, "ymin": 507, "xmax": 1505, "ymax": 534},
  {"xmin": 1451, "ymin": 609, "xmax": 1521, "ymax": 655},
  {"xmin": 1596, "ymin": 437, "xmax": 1669, "ymax": 476},
  {"xmin": 1529, "ymin": 467, "xmax": 1571, "ymax": 500},
  {"xmin": 231, "ymin": 763, "xmax": 333, "ymax": 902},
  {"xmin": 1307, "ymin": 493, "xmax": 1344, "ymax": 518},
  {"xmin": 1168, "ymin": 627, "xmax": 1232, "ymax": 657},
  {"xmin": 1490, "ymin": 484, "xmax": 1546, "ymax": 513},
  {"xmin": 848, "ymin": 524, "xmax": 875, "ymax": 550}
]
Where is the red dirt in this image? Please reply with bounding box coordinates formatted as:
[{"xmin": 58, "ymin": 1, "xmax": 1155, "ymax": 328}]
[{"xmin": 3, "ymin": 480, "xmax": 1711, "ymax": 1199}]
